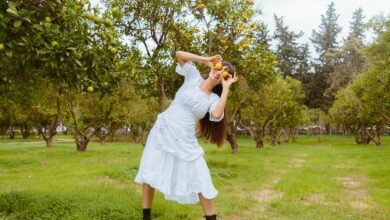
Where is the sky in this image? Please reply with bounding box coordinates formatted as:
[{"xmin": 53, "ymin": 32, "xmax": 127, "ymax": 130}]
[
  {"xmin": 91, "ymin": 0, "xmax": 389, "ymax": 53},
  {"xmin": 257, "ymin": 0, "xmax": 390, "ymax": 46}
]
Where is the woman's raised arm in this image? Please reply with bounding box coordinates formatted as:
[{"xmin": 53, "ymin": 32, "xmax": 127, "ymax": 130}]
[{"xmin": 175, "ymin": 51, "xmax": 222, "ymax": 68}]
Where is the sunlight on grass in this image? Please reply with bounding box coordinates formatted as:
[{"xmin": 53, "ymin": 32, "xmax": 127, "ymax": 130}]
[{"xmin": 0, "ymin": 135, "xmax": 389, "ymax": 219}]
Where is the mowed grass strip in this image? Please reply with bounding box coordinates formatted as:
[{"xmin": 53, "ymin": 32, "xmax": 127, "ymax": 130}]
[{"xmin": 0, "ymin": 135, "xmax": 389, "ymax": 219}]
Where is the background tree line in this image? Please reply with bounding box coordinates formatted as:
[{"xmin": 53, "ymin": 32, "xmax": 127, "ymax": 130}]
[{"xmin": 0, "ymin": 0, "xmax": 389, "ymax": 153}]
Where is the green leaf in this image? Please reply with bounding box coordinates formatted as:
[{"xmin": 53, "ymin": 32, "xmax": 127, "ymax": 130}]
[
  {"xmin": 23, "ymin": 18, "xmax": 32, "ymax": 23},
  {"xmin": 5, "ymin": 51, "xmax": 13, "ymax": 58},
  {"xmin": 75, "ymin": 59, "xmax": 82, "ymax": 66},
  {"xmin": 6, "ymin": 8, "xmax": 19, "ymax": 17},
  {"xmin": 67, "ymin": 47, "xmax": 77, "ymax": 53},
  {"xmin": 8, "ymin": 2, "xmax": 18, "ymax": 10},
  {"xmin": 13, "ymin": 20, "xmax": 22, "ymax": 28},
  {"xmin": 21, "ymin": 37, "xmax": 28, "ymax": 43},
  {"xmin": 37, "ymin": 50, "xmax": 51, "ymax": 55}
]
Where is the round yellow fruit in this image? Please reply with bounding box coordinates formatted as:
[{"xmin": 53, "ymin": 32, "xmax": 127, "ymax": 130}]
[
  {"xmin": 51, "ymin": 41, "xmax": 58, "ymax": 47},
  {"xmin": 112, "ymin": 7, "xmax": 120, "ymax": 18},
  {"xmin": 272, "ymin": 60, "xmax": 278, "ymax": 65},
  {"xmin": 214, "ymin": 62, "xmax": 222, "ymax": 70},
  {"xmin": 197, "ymin": 3, "xmax": 205, "ymax": 9},
  {"xmin": 103, "ymin": 82, "xmax": 109, "ymax": 87},
  {"xmin": 93, "ymin": 16, "xmax": 101, "ymax": 24},
  {"xmin": 79, "ymin": 0, "xmax": 86, "ymax": 6},
  {"xmin": 222, "ymin": 71, "xmax": 228, "ymax": 78},
  {"xmin": 45, "ymin": 16, "xmax": 51, "ymax": 23},
  {"xmin": 110, "ymin": 48, "xmax": 117, "ymax": 54},
  {"xmin": 0, "ymin": 43, "xmax": 4, "ymax": 51},
  {"xmin": 240, "ymin": 43, "xmax": 249, "ymax": 48},
  {"xmin": 104, "ymin": 18, "xmax": 112, "ymax": 26},
  {"xmin": 87, "ymin": 86, "xmax": 94, "ymax": 93}
]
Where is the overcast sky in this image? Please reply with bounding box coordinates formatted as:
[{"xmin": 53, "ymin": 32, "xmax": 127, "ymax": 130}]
[
  {"xmin": 257, "ymin": 0, "xmax": 390, "ymax": 45},
  {"xmin": 91, "ymin": 0, "xmax": 389, "ymax": 53}
]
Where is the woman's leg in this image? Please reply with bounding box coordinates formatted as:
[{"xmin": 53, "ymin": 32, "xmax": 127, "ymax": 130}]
[
  {"xmin": 198, "ymin": 193, "xmax": 215, "ymax": 215},
  {"xmin": 142, "ymin": 183, "xmax": 155, "ymax": 208}
]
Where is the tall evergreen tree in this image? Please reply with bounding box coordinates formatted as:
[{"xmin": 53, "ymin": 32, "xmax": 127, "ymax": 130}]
[
  {"xmin": 296, "ymin": 43, "xmax": 311, "ymax": 78},
  {"xmin": 324, "ymin": 8, "xmax": 367, "ymax": 109},
  {"xmin": 350, "ymin": 8, "xmax": 365, "ymax": 39},
  {"xmin": 311, "ymin": 1, "xmax": 342, "ymax": 64},
  {"xmin": 273, "ymin": 15, "xmax": 305, "ymax": 77},
  {"xmin": 307, "ymin": 1, "xmax": 342, "ymax": 110}
]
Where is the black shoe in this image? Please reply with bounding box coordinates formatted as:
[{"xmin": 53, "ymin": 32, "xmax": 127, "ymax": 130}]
[
  {"xmin": 204, "ymin": 214, "xmax": 221, "ymax": 220},
  {"xmin": 143, "ymin": 208, "xmax": 151, "ymax": 220}
]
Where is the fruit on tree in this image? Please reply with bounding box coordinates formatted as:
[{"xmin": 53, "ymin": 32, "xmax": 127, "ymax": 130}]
[
  {"xmin": 197, "ymin": 3, "xmax": 205, "ymax": 9},
  {"xmin": 51, "ymin": 41, "xmax": 59, "ymax": 47},
  {"xmin": 112, "ymin": 7, "xmax": 120, "ymax": 18},
  {"xmin": 104, "ymin": 18, "xmax": 112, "ymax": 26},
  {"xmin": 87, "ymin": 86, "xmax": 94, "ymax": 92},
  {"xmin": 110, "ymin": 48, "xmax": 117, "ymax": 54}
]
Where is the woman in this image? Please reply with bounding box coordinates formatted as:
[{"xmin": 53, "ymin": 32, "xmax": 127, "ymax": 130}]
[{"xmin": 135, "ymin": 51, "xmax": 238, "ymax": 220}]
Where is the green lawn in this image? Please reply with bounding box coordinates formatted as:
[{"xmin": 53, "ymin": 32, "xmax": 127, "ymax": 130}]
[{"xmin": 0, "ymin": 135, "xmax": 389, "ymax": 219}]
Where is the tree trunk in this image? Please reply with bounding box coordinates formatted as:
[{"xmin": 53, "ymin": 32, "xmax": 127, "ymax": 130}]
[
  {"xmin": 38, "ymin": 127, "xmax": 57, "ymax": 147},
  {"xmin": 227, "ymin": 122, "xmax": 238, "ymax": 154},
  {"xmin": 20, "ymin": 123, "xmax": 31, "ymax": 139},
  {"xmin": 325, "ymin": 122, "xmax": 331, "ymax": 135},
  {"xmin": 276, "ymin": 128, "xmax": 283, "ymax": 145},
  {"xmin": 98, "ymin": 135, "xmax": 105, "ymax": 145},
  {"xmin": 355, "ymin": 127, "xmax": 371, "ymax": 145},
  {"xmin": 255, "ymin": 135, "xmax": 264, "ymax": 149},
  {"xmin": 8, "ymin": 126, "xmax": 15, "ymax": 139},
  {"xmin": 107, "ymin": 130, "xmax": 115, "ymax": 142},
  {"xmin": 95, "ymin": 128, "xmax": 106, "ymax": 145},
  {"xmin": 317, "ymin": 126, "xmax": 322, "ymax": 143},
  {"xmin": 66, "ymin": 97, "xmax": 92, "ymax": 151},
  {"xmin": 45, "ymin": 137, "xmax": 53, "ymax": 147},
  {"xmin": 76, "ymin": 135, "xmax": 89, "ymax": 151},
  {"xmin": 366, "ymin": 126, "xmax": 382, "ymax": 146},
  {"xmin": 157, "ymin": 72, "xmax": 168, "ymax": 112},
  {"xmin": 269, "ymin": 128, "xmax": 278, "ymax": 146}
]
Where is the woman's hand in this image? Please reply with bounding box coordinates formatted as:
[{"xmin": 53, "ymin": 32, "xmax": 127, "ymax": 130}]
[
  {"xmin": 221, "ymin": 72, "xmax": 238, "ymax": 89},
  {"xmin": 205, "ymin": 55, "xmax": 223, "ymax": 69}
]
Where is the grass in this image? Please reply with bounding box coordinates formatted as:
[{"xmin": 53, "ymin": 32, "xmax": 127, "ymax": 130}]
[{"xmin": 0, "ymin": 135, "xmax": 389, "ymax": 219}]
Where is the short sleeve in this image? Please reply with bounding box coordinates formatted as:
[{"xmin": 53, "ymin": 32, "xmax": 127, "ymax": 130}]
[
  {"xmin": 175, "ymin": 61, "xmax": 201, "ymax": 84},
  {"xmin": 209, "ymin": 95, "xmax": 224, "ymax": 122}
]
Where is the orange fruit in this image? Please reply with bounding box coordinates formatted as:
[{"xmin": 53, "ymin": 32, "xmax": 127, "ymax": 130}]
[
  {"xmin": 214, "ymin": 62, "xmax": 222, "ymax": 70},
  {"xmin": 197, "ymin": 3, "xmax": 205, "ymax": 9},
  {"xmin": 222, "ymin": 71, "xmax": 228, "ymax": 78}
]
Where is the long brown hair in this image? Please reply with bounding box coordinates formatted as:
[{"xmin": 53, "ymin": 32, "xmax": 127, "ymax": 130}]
[{"xmin": 198, "ymin": 61, "xmax": 234, "ymax": 147}]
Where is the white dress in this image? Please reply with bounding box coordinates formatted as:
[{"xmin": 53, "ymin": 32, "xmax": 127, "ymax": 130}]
[{"xmin": 134, "ymin": 61, "xmax": 224, "ymax": 204}]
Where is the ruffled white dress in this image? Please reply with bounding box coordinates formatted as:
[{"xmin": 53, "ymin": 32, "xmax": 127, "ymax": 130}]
[{"xmin": 134, "ymin": 61, "xmax": 224, "ymax": 204}]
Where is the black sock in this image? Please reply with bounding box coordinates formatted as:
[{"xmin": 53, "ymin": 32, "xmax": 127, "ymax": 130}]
[
  {"xmin": 204, "ymin": 214, "xmax": 217, "ymax": 220},
  {"xmin": 143, "ymin": 208, "xmax": 151, "ymax": 219}
]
